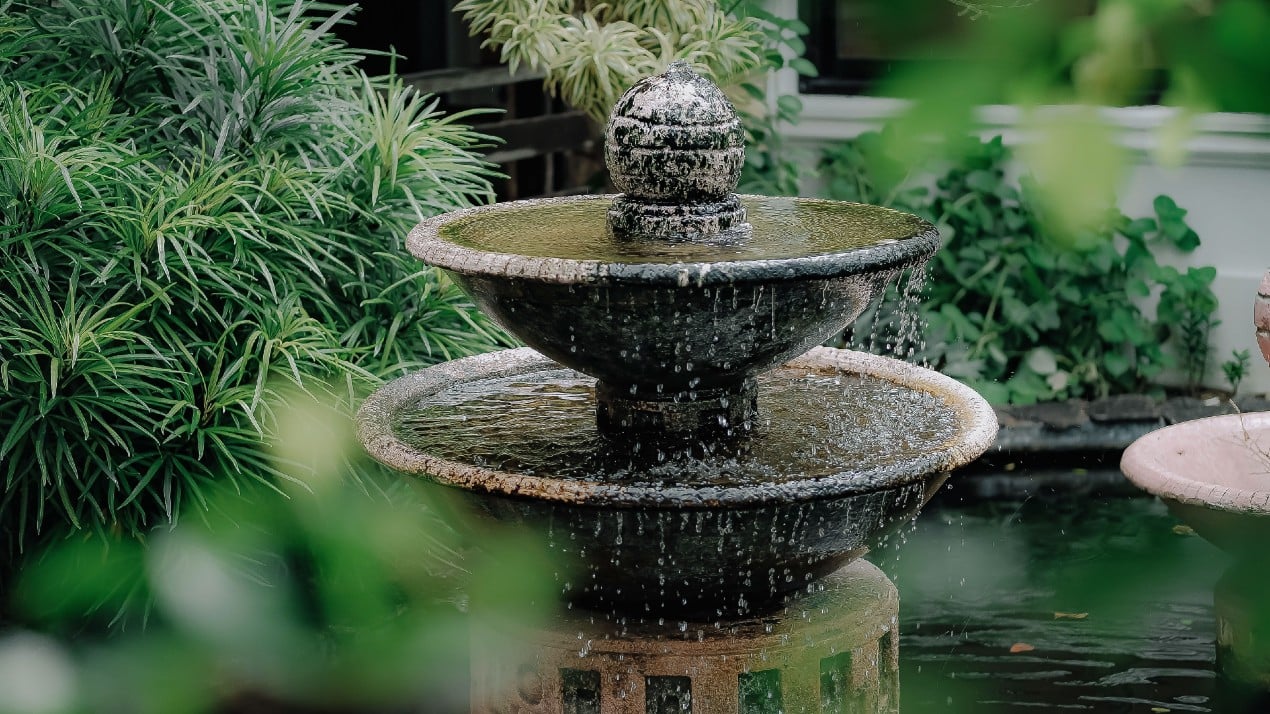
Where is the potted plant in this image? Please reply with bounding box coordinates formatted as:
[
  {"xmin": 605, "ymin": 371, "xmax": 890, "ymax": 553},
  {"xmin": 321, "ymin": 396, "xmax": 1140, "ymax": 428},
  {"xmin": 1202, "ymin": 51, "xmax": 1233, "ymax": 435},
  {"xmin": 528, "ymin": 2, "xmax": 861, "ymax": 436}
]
[{"xmin": 1120, "ymin": 272, "xmax": 1270, "ymax": 697}]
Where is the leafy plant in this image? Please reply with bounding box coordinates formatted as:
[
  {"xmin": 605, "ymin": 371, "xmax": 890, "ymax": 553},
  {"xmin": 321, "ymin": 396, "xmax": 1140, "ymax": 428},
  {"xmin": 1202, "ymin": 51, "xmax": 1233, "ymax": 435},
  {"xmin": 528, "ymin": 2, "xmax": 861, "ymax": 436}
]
[
  {"xmin": 453, "ymin": 0, "xmax": 765, "ymax": 124},
  {"xmin": 2, "ymin": 392, "xmax": 557, "ymax": 713},
  {"xmin": 812, "ymin": 1, "xmax": 1270, "ymax": 242},
  {"xmin": 1223, "ymin": 349, "xmax": 1253, "ymax": 396},
  {"xmin": 824, "ymin": 132, "xmax": 1221, "ymax": 404},
  {"xmin": 453, "ymin": 0, "xmax": 814, "ymax": 196},
  {"xmin": 729, "ymin": 1, "xmax": 816, "ymax": 197},
  {"xmin": 0, "ymin": 0, "xmax": 512, "ymax": 553}
]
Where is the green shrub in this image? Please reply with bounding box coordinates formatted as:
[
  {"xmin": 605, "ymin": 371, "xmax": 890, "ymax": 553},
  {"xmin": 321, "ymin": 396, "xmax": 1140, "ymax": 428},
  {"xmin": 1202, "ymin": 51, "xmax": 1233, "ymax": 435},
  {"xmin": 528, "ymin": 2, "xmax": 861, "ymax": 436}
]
[
  {"xmin": 453, "ymin": 0, "xmax": 814, "ymax": 195},
  {"xmin": 0, "ymin": 0, "xmax": 512, "ymax": 552},
  {"xmin": 823, "ymin": 132, "xmax": 1220, "ymax": 404}
]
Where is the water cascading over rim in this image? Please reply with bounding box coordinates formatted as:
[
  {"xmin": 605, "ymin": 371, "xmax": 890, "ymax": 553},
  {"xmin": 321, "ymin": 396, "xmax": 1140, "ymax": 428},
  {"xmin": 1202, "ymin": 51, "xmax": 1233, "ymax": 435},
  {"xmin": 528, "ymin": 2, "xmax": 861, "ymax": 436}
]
[{"xmin": 406, "ymin": 63, "xmax": 942, "ymax": 442}]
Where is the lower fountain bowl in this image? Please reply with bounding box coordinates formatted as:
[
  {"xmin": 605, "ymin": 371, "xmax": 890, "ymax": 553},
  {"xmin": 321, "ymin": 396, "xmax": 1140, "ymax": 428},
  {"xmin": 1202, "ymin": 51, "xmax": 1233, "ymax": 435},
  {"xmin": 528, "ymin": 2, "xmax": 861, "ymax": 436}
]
[
  {"xmin": 357, "ymin": 347, "xmax": 997, "ymax": 617},
  {"xmin": 461, "ymin": 473, "xmax": 943, "ymax": 618}
]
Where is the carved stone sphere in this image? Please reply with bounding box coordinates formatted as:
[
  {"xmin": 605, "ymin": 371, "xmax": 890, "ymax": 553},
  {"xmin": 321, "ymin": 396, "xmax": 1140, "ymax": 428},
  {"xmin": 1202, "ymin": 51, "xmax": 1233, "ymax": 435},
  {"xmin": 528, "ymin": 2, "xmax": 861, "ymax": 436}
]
[{"xmin": 604, "ymin": 61, "xmax": 744, "ymax": 203}]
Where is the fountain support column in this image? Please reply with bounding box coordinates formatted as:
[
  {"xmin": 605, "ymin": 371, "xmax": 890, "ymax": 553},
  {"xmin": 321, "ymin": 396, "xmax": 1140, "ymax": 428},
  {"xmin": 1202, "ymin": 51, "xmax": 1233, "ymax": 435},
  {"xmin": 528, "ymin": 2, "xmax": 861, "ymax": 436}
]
[
  {"xmin": 470, "ymin": 559, "xmax": 900, "ymax": 714},
  {"xmin": 595, "ymin": 61, "xmax": 758, "ymax": 439},
  {"xmin": 595, "ymin": 377, "xmax": 758, "ymax": 436}
]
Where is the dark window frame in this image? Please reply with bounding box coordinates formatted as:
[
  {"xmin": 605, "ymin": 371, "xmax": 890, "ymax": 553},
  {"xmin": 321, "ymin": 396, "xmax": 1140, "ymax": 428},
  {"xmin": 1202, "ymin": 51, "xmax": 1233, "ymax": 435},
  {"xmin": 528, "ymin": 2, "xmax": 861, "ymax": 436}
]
[{"xmin": 796, "ymin": 0, "xmax": 1168, "ymax": 105}]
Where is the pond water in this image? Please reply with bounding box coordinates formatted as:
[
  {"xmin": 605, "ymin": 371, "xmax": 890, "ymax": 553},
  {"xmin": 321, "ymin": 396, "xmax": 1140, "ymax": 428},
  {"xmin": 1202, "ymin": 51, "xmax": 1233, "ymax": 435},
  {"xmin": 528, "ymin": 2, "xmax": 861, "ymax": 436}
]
[
  {"xmin": 883, "ymin": 489, "xmax": 1224, "ymax": 713},
  {"xmin": 471, "ymin": 486, "xmax": 1241, "ymax": 713}
]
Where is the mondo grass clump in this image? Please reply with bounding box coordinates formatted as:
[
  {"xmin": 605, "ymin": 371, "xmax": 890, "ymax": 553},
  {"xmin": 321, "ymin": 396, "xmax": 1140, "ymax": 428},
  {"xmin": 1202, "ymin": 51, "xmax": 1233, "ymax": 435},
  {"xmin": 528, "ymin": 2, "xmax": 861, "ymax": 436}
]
[{"xmin": 0, "ymin": 0, "xmax": 512, "ymax": 553}]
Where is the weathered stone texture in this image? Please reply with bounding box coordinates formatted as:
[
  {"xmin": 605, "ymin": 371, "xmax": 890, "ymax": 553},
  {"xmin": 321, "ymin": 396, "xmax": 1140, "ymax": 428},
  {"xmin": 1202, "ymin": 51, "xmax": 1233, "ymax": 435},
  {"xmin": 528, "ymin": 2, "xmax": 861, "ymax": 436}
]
[{"xmin": 604, "ymin": 61, "xmax": 747, "ymax": 236}]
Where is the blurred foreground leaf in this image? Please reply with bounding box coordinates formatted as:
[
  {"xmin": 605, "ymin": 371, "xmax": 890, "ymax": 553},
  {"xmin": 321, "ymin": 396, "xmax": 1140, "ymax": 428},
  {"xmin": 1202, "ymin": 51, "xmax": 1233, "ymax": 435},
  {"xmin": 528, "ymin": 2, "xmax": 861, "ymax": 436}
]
[{"xmin": 5, "ymin": 384, "xmax": 560, "ymax": 712}]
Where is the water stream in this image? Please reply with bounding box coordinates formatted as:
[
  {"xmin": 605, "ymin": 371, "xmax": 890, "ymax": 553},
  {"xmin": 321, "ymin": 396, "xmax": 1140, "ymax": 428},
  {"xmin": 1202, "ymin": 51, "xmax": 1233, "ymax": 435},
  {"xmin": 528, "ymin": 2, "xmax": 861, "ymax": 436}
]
[{"xmin": 470, "ymin": 491, "xmax": 1228, "ymax": 713}]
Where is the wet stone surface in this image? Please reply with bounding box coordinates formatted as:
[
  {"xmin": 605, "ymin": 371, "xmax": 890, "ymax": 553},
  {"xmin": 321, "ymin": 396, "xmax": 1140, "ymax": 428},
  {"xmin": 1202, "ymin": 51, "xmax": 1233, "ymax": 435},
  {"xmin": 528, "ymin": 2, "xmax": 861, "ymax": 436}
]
[
  {"xmin": 431, "ymin": 194, "xmax": 928, "ymax": 265},
  {"xmin": 360, "ymin": 347, "xmax": 997, "ymax": 618},
  {"xmin": 396, "ymin": 367, "xmax": 958, "ymax": 486},
  {"xmin": 449, "ymin": 270, "xmax": 886, "ymax": 439},
  {"xmin": 411, "ymin": 193, "xmax": 938, "ymax": 441},
  {"xmin": 390, "ymin": 358, "xmax": 964, "ymax": 617}
]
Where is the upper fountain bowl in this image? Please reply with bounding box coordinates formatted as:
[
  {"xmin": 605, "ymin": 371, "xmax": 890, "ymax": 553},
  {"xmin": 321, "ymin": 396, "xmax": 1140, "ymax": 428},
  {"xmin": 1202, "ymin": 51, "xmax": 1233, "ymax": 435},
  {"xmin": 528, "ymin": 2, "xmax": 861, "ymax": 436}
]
[
  {"xmin": 408, "ymin": 195, "xmax": 937, "ymax": 433},
  {"xmin": 408, "ymin": 63, "xmax": 938, "ymax": 436}
]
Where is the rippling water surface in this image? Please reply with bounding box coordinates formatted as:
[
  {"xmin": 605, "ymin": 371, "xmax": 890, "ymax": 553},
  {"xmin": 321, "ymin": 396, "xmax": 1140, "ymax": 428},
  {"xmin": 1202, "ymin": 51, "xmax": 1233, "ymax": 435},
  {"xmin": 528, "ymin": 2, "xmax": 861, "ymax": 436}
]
[
  {"xmin": 396, "ymin": 366, "xmax": 958, "ymax": 486},
  {"xmin": 437, "ymin": 195, "xmax": 927, "ymax": 264},
  {"xmin": 883, "ymin": 493, "xmax": 1224, "ymax": 713}
]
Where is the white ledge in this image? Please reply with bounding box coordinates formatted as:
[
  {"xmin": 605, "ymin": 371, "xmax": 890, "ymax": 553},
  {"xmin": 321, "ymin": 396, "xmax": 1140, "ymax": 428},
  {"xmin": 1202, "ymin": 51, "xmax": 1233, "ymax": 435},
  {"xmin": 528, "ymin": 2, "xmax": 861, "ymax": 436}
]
[{"xmin": 784, "ymin": 95, "xmax": 1270, "ymax": 169}]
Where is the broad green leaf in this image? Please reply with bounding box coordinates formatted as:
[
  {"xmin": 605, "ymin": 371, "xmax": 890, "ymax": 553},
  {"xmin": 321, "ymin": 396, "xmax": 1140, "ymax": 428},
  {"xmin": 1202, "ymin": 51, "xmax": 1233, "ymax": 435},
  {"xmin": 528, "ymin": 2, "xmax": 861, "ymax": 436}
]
[{"xmin": 1025, "ymin": 347, "xmax": 1059, "ymax": 375}]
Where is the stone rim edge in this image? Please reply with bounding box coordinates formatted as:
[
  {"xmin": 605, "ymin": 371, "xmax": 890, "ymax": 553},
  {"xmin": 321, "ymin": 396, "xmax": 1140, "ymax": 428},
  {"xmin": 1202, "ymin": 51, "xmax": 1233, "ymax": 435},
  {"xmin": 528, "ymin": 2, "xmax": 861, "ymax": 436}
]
[
  {"xmin": 356, "ymin": 346, "xmax": 1000, "ymax": 508},
  {"xmin": 406, "ymin": 194, "xmax": 940, "ymax": 287}
]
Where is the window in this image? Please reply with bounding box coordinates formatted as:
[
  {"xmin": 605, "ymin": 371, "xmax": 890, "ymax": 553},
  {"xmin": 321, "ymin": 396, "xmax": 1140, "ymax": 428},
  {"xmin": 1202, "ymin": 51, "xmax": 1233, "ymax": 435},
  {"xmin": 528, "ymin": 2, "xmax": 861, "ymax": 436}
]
[{"xmin": 799, "ymin": 1, "xmax": 1136, "ymax": 100}]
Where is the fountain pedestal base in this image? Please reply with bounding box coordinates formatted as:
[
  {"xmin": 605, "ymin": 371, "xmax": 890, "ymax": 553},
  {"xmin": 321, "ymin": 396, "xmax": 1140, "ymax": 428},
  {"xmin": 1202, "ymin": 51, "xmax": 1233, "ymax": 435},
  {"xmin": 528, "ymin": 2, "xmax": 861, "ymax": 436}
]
[{"xmin": 471, "ymin": 559, "xmax": 900, "ymax": 714}]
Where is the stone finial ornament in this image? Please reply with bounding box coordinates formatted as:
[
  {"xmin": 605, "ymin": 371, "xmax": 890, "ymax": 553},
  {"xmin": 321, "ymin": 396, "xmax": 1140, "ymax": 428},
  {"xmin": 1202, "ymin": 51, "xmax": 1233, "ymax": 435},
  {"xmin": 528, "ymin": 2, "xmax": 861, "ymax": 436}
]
[
  {"xmin": 604, "ymin": 61, "xmax": 748, "ymax": 238},
  {"xmin": 1257, "ymin": 269, "xmax": 1270, "ymax": 366}
]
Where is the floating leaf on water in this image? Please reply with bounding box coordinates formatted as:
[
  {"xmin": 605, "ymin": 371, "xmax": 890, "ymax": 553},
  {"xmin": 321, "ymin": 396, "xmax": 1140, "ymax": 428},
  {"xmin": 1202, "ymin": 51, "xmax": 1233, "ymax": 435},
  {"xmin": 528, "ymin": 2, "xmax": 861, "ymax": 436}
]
[
  {"xmin": 1053, "ymin": 612, "xmax": 1088, "ymax": 620},
  {"xmin": 1171, "ymin": 524, "xmax": 1196, "ymax": 536},
  {"xmin": 1008, "ymin": 642, "xmax": 1035, "ymax": 653}
]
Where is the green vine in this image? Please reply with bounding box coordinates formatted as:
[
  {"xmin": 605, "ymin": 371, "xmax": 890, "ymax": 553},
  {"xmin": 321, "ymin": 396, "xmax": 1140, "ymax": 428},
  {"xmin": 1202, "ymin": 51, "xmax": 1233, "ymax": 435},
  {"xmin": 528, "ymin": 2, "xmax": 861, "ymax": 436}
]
[{"xmin": 824, "ymin": 132, "xmax": 1221, "ymax": 404}]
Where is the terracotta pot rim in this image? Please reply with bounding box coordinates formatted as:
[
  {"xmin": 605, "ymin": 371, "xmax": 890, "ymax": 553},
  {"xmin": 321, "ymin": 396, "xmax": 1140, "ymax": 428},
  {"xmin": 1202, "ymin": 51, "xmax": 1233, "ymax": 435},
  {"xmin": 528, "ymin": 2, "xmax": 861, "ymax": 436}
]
[
  {"xmin": 1121, "ymin": 411, "xmax": 1270, "ymax": 516},
  {"xmin": 407, "ymin": 194, "xmax": 939, "ymax": 287},
  {"xmin": 356, "ymin": 347, "xmax": 998, "ymax": 508}
]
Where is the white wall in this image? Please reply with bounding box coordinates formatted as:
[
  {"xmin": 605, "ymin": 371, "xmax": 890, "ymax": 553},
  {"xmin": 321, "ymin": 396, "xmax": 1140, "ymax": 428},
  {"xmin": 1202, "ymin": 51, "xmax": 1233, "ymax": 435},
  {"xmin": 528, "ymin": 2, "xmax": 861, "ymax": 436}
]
[
  {"xmin": 1121, "ymin": 155, "xmax": 1270, "ymax": 393},
  {"xmin": 770, "ymin": 70, "xmax": 1270, "ymax": 393}
]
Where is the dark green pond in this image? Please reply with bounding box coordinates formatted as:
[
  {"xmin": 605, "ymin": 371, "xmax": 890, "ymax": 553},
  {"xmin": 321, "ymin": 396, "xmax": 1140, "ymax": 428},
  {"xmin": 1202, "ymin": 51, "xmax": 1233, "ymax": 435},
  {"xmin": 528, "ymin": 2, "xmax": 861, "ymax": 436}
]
[
  {"xmin": 882, "ymin": 489, "xmax": 1225, "ymax": 713},
  {"xmin": 468, "ymin": 482, "xmax": 1242, "ymax": 714}
]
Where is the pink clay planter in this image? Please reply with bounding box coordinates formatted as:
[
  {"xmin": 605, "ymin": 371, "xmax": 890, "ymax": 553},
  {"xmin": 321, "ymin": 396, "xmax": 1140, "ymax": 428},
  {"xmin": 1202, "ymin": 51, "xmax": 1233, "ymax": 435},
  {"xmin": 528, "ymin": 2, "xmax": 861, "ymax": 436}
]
[
  {"xmin": 1121, "ymin": 412, "xmax": 1270, "ymax": 558},
  {"xmin": 1257, "ymin": 270, "xmax": 1270, "ymax": 367},
  {"xmin": 1122, "ymin": 271, "xmax": 1270, "ymax": 689},
  {"xmin": 1121, "ymin": 271, "xmax": 1270, "ymax": 559}
]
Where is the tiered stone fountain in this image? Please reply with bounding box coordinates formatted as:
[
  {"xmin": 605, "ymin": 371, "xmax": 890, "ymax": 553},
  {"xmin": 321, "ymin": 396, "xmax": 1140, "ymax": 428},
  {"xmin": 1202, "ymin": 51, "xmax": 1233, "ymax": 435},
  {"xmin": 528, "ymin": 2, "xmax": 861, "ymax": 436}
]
[{"xmin": 358, "ymin": 63, "xmax": 997, "ymax": 712}]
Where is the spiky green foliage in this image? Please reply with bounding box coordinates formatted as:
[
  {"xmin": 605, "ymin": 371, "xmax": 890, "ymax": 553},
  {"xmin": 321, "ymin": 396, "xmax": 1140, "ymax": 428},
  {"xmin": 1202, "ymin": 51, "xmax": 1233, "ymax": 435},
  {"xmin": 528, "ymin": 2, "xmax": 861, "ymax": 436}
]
[
  {"xmin": 0, "ymin": 0, "xmax": 511, "ymax": 552},
  {"xmin": 454, "ymin": 0, "xmax": 766, "ymax": 124},
  {"xmin": 453, "ymin": 0, "xmax": 816, "ymax": 196}
]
